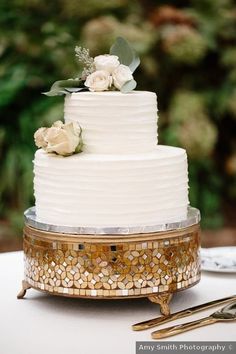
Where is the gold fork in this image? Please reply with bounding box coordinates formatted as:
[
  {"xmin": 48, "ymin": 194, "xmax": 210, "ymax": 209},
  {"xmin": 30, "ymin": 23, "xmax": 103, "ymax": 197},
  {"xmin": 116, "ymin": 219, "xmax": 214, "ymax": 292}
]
[
  {"xmin": 132, "ymin": 295, "xmax": 236, "ymax": 331},
  {"xmin": 151, "ymin": 302, "xmax": 236, "ymax": 339}
]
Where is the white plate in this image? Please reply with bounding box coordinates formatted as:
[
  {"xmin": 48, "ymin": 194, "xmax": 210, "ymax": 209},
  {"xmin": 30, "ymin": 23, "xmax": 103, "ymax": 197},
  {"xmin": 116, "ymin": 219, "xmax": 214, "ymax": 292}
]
[{"xmin": 201, "ymin": 247, "xmax": 236, "ymax": 273}]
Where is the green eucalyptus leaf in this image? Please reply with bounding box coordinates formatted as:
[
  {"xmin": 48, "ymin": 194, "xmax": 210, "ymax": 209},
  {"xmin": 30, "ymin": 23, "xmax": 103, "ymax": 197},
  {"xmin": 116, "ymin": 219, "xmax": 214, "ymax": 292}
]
[
  {"xmin": 43, "ymin": 79, "xmax": 84, "ymax": 96},
  {"xmin": 110, "ymin": 37, "xmax": 140, "ymax": 73},
  {"xmin": 42, "ymin": 89, "xmax": 68, "ymax": 96},
  {"xmin": 64, "ymin": 87, "xmax": 88, "ymax": 93},
  {"xmin": 51, "ymin": 79, "xmax": 82, "ymax": 89},
  {"xmin": 129, "ymin": 55, "xmax": 140, "ymax": 73},
  {"xmin": 120, "ymin": 79, "xmax": 137, "ymax": 93}
]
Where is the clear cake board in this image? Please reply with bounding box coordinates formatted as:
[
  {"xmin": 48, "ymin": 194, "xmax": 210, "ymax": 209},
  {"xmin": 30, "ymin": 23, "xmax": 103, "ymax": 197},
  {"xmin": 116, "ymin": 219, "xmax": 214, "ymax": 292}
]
[{"xmin": 24, "ymin": 206, "xmax": 200, "ymax": 235}]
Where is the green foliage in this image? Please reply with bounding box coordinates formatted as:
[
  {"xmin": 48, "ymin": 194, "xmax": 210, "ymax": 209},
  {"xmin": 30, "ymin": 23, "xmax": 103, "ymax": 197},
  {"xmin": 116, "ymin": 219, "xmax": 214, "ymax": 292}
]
[
  {"xmin": 121, "ymin": 79, "xmax": 137, "ymax": 93},
  {"xmin": 110, "ymin": 37, "xmax": 140, "ymax": 72},
  {"xmin": 43, "ymin": 79, "xmax": 84, "ymax": 96},
  {"xmin": 160, "ymin": 25, "xmax": 208, "ymax": 65},
  {"xmin": 0, "ymin": 0, "xmax": 235, "ymax": 233},
  {"xmin": 167, "ymin": 91, "xmax": 218, "ymax": 159}
]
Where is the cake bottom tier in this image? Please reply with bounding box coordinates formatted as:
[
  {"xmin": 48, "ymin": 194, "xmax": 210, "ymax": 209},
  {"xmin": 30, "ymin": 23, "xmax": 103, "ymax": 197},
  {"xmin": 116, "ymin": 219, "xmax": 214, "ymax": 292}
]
[
  {"xmin": 22, "ymin": 223, "xmax": 201, "ymax": 299},
  {"xmin": 34, "ymin": 145, "xmax": 189, "ymax": 227}
]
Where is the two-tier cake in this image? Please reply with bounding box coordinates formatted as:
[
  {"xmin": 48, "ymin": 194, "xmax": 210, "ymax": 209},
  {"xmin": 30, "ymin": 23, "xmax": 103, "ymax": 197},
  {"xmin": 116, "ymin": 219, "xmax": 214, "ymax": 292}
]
[
  {"xmin": 34, "ymin": 91, "xmax": 188, "ymax": 228},
  {"xmin": 18, "ymin": 38, "xmax": 201, "ymax": 316}
]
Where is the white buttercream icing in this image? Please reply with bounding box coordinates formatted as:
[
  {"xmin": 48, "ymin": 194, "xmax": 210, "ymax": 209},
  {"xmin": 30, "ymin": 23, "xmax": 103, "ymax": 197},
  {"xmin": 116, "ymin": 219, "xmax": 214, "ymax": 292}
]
[
  {"xmin": 34, "ymin": 146, "xmax": 189, "ymax": 227},
  {"xmin": 64, "ymin": 91, "xmax": 158, "ymax": 154}
]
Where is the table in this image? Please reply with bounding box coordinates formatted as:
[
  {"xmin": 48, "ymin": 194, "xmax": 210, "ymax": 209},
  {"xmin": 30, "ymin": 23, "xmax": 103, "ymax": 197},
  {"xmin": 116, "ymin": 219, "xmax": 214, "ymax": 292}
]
[{"xmin": 1, "ymin": 251, "xmax": 236, "ymax": 354}]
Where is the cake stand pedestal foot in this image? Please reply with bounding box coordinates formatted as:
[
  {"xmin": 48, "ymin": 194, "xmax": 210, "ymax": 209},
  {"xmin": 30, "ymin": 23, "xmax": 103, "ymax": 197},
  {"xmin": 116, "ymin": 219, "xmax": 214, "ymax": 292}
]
[
  {"xmin": 148, "ymin": 293, "xmax": 173, "ymax": 316},
  {"xmin": 17, "ymin": 280, "xmax": 31, "ymax": 299}
]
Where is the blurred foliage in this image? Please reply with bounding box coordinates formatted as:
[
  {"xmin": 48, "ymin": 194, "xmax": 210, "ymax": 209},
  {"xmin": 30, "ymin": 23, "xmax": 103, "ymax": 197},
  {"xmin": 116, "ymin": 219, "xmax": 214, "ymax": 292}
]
[{"xmin": 0, "ymin": 0, "xmax": 236, "ymax": 233}]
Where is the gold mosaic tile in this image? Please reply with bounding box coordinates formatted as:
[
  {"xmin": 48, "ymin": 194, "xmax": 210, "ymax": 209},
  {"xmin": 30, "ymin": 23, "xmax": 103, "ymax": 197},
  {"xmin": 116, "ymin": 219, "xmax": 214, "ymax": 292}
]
[{"xmin": 23, "ymin": 224, "xmax": 201, "ymax": 298}]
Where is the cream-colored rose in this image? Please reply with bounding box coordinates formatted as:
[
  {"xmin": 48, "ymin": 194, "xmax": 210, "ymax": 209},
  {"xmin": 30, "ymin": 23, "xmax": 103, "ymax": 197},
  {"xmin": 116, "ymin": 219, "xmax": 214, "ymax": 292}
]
[
  {"xmin": 94, "ymin": 54, "xmax": 120, "ymax": 73},
  {"xmin": 52, "ymin": 120, "xmax": 64, "ymax": 128},
  {"xmin": 84, "ymin": 70, "xmax": 112, "ymax": 92},
  {"xmin": 34, "ymin": 121, "xmax": 82, "ymax": 156},
  {"xmin": 45, "ymin": 121, "xmax": 82, "ymax": 156},
  {"xmin": 112, "ymin": 64, "xmax": 133, "ymax": 90},
  {"xmin": 34, "ymin": 127, "xmax": 48, "ymax": 148}
]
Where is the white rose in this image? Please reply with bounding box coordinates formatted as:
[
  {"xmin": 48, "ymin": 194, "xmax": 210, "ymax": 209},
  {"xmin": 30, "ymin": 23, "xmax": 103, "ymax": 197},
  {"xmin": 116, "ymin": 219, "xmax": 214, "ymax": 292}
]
[
  {"xmin": 34, "ymin": 127, "xmax": 48, "ymax": 148},
  {"xmin": 94, "ymin": 54, "xmax": 120, "ymax": 73},
  {"xmin": 84, "ymin": 70, "xmax": 112, "ymax": 92},
  {"xmin": 34, "ymin": 121, "xmax": 83, "ymax": 156},
  {"xmin": 45, "ymin": 121, "xmax": 82, "ymax": 156},
  {"xmin": 112, "ymin": 64, "xmax": 133, "ymax": 90}
]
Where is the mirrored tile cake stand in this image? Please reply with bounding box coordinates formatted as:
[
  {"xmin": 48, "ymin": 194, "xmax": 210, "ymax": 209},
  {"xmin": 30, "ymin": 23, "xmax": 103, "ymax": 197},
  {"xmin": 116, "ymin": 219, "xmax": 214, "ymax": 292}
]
[{"xmin": 17, "ymin": 207, "xmax": 201, "ymax": 316}]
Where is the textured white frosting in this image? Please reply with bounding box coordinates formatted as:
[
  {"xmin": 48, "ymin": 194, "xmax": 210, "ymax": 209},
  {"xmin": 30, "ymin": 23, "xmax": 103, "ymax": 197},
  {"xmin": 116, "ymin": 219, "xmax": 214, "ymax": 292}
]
[
  {"xmin": 34, "ymin": 146, "xmax": 189, "ymax": 228},
  {"xmin": 64, "ymin": 91, "xmax": 158, "ymax": 154}
]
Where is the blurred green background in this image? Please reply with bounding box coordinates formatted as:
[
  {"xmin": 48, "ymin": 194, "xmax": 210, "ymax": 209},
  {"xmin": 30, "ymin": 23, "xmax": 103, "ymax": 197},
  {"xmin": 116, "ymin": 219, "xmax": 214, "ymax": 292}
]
[{"xmin": 0, "ymin": 0, "xmax": 236, "ymax": 249}]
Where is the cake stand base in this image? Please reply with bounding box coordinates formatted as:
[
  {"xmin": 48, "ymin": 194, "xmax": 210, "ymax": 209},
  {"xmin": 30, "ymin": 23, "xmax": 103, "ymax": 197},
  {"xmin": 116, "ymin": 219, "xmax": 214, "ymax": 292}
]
[
  {"xmin": 148, "ymin": 293, "xmax": 173, "ymax": 316},
  {"xmin": 17, "ymin": 280, "xmax": 174, "ymax": 315},
  {"xmin": 17, "ymin": 209, "xmax": 201, "ymax": 317},
  {"xmin": 17, "ymin": 280, "xmax": 31, "ymax": 300}
]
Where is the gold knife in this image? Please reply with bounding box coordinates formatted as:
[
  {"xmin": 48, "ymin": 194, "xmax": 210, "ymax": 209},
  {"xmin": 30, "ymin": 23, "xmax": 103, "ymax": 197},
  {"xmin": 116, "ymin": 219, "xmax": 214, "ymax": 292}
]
[
  {"xmin": 132, "ymin": 295, "xmax": 236, "ymax": 331},
  {"xmin": 151, "ymin": 302, "xmax": 236, "ymax": 339}
]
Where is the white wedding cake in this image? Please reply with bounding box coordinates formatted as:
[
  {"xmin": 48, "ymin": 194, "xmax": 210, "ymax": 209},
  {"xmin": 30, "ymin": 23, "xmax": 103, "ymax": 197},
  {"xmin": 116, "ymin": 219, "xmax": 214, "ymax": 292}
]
[
  {"xmin": 33, "ymin": 38, "xmax": 189, "ymax": 229},
  {"xmin": 34, "ymin": 90, "xmax": 189, "ymax": 228}
]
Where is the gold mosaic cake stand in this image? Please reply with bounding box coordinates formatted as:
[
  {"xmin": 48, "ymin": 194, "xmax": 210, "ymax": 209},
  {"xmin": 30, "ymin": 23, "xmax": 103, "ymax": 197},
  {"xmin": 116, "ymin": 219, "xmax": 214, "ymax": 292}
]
[{"xmin": 18, "ymin": 207, "xmax": 201, "ymax": 316}]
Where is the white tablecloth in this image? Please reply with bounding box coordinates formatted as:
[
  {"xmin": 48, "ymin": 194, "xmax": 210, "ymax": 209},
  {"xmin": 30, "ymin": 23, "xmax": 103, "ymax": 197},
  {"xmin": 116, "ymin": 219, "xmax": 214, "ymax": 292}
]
[{"xmin": 1, "ymin": 251, "xmax": 236, "ymax": 354}]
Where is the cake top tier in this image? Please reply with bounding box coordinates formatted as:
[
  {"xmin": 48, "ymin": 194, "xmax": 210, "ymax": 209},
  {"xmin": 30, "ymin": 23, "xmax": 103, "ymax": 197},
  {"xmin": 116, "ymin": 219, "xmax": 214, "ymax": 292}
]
[
  {"xmin": 34, "ymin": 38, "xmax": 159, "ymax": 157},
  {"xmin": 64, "ymin": 90, "xmax": 158, "ymax": 154}
]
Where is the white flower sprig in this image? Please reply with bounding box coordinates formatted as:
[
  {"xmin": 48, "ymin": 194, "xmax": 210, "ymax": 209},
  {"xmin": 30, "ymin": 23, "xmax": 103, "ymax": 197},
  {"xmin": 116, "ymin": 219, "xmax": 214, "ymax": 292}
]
[{"xmin": 75, "ymin": 46, "xmax": 95, "ymax": 79}]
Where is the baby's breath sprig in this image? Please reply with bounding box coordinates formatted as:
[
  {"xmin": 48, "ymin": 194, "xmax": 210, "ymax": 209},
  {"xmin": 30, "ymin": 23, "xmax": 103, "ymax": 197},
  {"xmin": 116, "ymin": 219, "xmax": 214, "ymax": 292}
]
[{"xmin": 75, "ymin": 46, "xmax": 95, "ymax": 79}]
